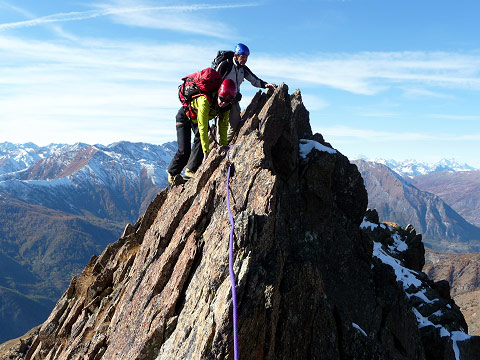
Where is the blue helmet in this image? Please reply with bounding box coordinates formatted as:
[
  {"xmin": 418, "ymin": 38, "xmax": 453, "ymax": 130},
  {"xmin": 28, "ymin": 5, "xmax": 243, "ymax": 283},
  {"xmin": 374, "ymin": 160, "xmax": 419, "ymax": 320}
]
[{"xmin": 234, "ymin": 43, "xmax": 250, "ymax": 56}]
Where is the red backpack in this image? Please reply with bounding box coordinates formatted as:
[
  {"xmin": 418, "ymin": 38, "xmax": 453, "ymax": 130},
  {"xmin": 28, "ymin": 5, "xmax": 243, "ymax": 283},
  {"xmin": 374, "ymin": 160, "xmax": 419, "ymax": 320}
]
[{"xmin": 178, "ymin": 68, "xmax": 223, "ymax": 120}]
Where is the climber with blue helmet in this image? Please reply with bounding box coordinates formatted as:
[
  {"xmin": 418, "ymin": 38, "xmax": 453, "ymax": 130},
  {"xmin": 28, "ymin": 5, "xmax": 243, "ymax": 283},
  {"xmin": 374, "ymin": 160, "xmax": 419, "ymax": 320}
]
[
  {"xmin": 234, "ymin": 43, "xmax": 250, "ymax": 56},
  {"xmin": 214, "ymin": 43, "xmax": 276, "ymax": 143}
]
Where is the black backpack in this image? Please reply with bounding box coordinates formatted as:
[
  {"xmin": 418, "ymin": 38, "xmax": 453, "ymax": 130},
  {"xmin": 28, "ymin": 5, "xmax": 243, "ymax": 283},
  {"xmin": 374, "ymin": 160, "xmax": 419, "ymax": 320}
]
[{"xmin": 211, "ymin": 50, "xmax": 234, "ymax": 75}]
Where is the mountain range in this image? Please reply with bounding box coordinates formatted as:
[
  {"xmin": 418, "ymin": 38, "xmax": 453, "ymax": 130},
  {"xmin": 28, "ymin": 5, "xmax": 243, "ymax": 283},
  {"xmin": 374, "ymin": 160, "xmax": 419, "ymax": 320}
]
[
  {"xmin": 1, "ymin": 85, "xmax": 478, "ymax": 360},
  {"xmin": 352, "ymin": 159, "xmax": 480, "ymax": 253},
  {"xmin": 411, "ymin": 170, "xmax": 480, "ymax": 228},
  {"xmin": 0, "ymin": 141, "xmax": 174, "ymax": 343},
  {"xmin": 1, "ymin": 142, "xmax": 480, "ymax": 344},
  {"xmin": 356, "ymin": 157, "xmax": 477, "ymax": 177},
  {"xmin": 0, "ymin": 141, "xmax": 174, "ymax": 217}
]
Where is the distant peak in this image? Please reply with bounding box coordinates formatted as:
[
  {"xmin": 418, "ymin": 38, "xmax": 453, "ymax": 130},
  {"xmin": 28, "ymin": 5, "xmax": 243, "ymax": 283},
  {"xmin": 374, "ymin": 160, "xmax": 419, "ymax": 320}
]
[{"xmin": 354, "ymin": 157, "xmax": 478, "ymax": 177}]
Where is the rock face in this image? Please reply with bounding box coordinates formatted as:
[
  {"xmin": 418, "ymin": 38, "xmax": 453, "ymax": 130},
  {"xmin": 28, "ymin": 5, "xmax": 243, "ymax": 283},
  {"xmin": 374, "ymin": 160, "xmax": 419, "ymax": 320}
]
[
  {"xmin": 352, "ymin": 159, "xmax": 480, "ymax": 253},
  {"xmin": 2, "ymin": 84, "xmax": 479, "ymax": 359},
  {"xmin": 361, "ymin": 210, "xmax": 479, "ymax": 360},
  {"xmin": 424, "ymin": 249, "xmax": 480, "ymax": 335},
  {"xmin": 411, "ymin": 170, "xmax": 480, "ymax": 228}
]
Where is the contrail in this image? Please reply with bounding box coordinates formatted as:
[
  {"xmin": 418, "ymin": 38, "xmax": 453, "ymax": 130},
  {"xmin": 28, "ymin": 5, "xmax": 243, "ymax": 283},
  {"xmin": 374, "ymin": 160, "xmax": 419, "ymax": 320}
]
[{"xmin": 0, "ymin": 4, "xmax": 257, "ymax": 31}]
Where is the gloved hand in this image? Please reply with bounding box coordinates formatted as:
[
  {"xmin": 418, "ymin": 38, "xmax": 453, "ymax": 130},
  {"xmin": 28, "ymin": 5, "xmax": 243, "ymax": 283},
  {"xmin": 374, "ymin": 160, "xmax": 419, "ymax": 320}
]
[{"xmin": 235, "ymin": 92, "xmax": 242, "ymax": 102}]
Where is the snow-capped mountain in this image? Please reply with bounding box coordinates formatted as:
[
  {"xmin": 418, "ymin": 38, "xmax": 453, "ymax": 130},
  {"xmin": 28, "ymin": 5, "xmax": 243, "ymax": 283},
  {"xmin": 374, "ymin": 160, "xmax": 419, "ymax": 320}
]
[
  {"xmin": 0, "ymin": 142, "xmax": 88, "ymax": 175},
  {"xmin": 0, "ymin": 140, "xmax": 176, "ymax": 343},
  {"xmin": 355, "ymin": 157, "xmax": 477, "ymax": 178},
  {"xmin": 0, "ymin": 141, "xmax": 174, "ymax": 221},
  {"xmin": 0, "ymin": 141, "xmax": 173, "ymax": 183},
  {"xmin": 0, "ymin": 142, "xmax": 42, "ymax": 175}
]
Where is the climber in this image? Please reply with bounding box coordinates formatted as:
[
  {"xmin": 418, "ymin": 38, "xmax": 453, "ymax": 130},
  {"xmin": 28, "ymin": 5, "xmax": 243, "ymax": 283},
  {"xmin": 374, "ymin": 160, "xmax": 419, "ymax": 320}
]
[
  {"xmin": 167, "ymin": 78, "xmax": 237, "ymax": 186},
  {"xmin": 213, "ymin": 43, "xmax": 276, "ymax": 143}
]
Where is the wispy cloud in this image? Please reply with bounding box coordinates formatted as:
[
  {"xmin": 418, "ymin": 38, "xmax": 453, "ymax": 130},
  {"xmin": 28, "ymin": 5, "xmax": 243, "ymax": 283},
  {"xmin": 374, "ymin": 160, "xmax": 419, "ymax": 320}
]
[
  {"xmin": 427, "ymin": 114, "xmax": 480, "ymax": 121},
  {"xmin": 299, "ymin": 93, "xmax": 329, "ymax": 111},
  {"xmin": 0, "ymin": 33, "xmax": 224, "ymax": 144},
  {"xmin": 319, "ymin": 125, "xmax": 434, "ymax": 142},
  {"xmin": 0, "ymin": 1, "xmax": 31, "ymax": 17},
  {"xmin": 253, "ymin": 51, "xmax": 480, "ymax": 95},
  {"xmin": 0, "ymin": 10, "xmax": 104, "ymax": 30},
  {"xmin": 2, "ymin": 31, "xmax": 480, "ymax": 145},
  {"xmin": 401, "ymin": 87, "xmax": 453, "ymax": 99},
  {"xmin": 0, "ymin": 1, "xmax": 84, "ymax": 40},
  {"xmin": 1, "ymin": 0, "xmax": 479, "ymax": 148},
  {"xmin": 318, "ymin": 125, "xmax": 480, "ymax": 142},
  {"xmin": 357, "ymin": 112, "xmax": 399, "ymax": 118},
  {"xmin": 0, "ymin": 2, "xmax": 257, "ymax": 38}
]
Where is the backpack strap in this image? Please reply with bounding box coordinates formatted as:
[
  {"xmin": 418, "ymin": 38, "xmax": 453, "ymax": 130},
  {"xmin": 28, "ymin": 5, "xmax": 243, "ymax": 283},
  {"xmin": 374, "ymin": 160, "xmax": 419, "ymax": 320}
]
[
  {"xmin": 185, "ymin": 92, "xmax": 213, "ymax": 121},
  {"xmin": 216, "ymin": 57, "xmax": 234, "ymax": 78}
]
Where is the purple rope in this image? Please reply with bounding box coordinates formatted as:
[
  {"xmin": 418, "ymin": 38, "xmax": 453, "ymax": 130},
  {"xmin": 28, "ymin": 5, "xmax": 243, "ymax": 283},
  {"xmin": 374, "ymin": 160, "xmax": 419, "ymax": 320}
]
[
  {"xmin": 224, "ymin": 110, "xmax": 260, "ymax": 358},
  {"xmin": 226, "ymin": 148, "xmax": 239, "ymax": 360}
]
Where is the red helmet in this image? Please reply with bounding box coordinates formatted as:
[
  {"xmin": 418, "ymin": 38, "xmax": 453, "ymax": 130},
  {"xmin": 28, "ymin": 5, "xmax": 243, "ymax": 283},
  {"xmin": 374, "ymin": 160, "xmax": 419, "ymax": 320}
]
[{"xmin": 218, "ymin": 79, "xmax": 237, "ymax": 103}]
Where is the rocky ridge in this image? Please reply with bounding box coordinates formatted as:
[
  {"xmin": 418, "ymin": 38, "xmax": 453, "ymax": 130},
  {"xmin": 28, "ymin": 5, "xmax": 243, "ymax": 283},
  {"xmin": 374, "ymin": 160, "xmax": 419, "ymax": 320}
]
[
  {"xmin": 1, "ymin": 84, "xmax": 479, "ymax": 359},
  {"xmin": 353, "ymin": 159, "xmax": 480, "ymax": 253},
  {"xmin": 411, "ymin": 171, "xmax": 480, "ymax": 228},
  {"xmin": 424, "ymin": 249, "xmax": 480, "ymax": 336},
  {"xmin": 361, "ymin": 210, "xmax": 478, "ymax": 359}
]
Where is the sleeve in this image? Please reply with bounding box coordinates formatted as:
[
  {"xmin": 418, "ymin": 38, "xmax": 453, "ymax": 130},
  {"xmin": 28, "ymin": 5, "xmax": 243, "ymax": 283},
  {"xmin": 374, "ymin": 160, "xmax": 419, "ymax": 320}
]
[
  {"xmin": 194, "ymin": 96, "xmax": 211, "ymax": 153},
  {"xmin": 219, "ymin": 110, "xmax": 230, "ymax": 146},
  {"xmin": 244, "ymin": 66, "xmax": 267, "ymax": 88}
]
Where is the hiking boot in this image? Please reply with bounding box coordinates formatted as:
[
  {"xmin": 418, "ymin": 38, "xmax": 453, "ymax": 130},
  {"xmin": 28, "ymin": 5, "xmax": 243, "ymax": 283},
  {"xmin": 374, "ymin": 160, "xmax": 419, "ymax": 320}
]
[
  {"xmin": 183, "ymin": 168, "xmax": 195, "ymax": 180},
  {"xmin": 167, "ymin": 172, "xmax": 186, "ymax": 187},
  {"xmin": 167, "ymin": 172, "xmax": 175, "ymax": 186}
]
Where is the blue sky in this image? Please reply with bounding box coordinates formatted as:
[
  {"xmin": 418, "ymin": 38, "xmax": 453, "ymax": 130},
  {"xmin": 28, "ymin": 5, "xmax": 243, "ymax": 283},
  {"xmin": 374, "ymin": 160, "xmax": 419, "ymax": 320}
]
[{"xmin": 1, "ymin": 0, "xmax": 480, "ymax": 167}]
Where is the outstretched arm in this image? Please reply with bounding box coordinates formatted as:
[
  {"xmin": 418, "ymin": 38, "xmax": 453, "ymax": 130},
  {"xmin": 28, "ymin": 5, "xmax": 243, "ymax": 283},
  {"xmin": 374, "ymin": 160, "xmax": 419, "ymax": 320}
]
[{"xmin": 244, "ymin": 66, "xmax": 276, "ymax": 90}]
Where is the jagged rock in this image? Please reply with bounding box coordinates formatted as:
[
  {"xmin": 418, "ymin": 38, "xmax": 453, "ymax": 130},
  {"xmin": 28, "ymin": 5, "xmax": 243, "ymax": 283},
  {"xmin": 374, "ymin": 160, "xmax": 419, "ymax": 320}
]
[
  {"xmin": 0, "ymin": 326, "xmax": 39, "ymax": 360},
  {"xmin": 2, "ymin": 84, "xmax": 478, "ymax": 359},
  {"xmin": 458, "ymin": 336, "xmax": 480, "ymax": 359},
  {"xmin": 403, "ymin": 224, "xmax": 425, "ymax": 272},
  {"xmin": 360, "ymin": 217, "xmax": 475, "ymax": 359},
  {"xmin": 424, "ymin": 249, "xmax": 480, "ymax": 335},
  {"xmin": 365, "ymin": 208, "xmax": 380, "ymax": 224},
  {"xmin": 433, "ymin": 280, "xmax": 452, "ymax": 301}
]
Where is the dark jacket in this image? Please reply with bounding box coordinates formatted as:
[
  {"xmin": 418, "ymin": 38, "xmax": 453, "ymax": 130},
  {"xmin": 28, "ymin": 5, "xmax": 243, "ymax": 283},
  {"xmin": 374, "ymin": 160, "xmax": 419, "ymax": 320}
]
[{"xmin": 216, "ymin": 57, "xmax": 267, "ymax": 95}]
